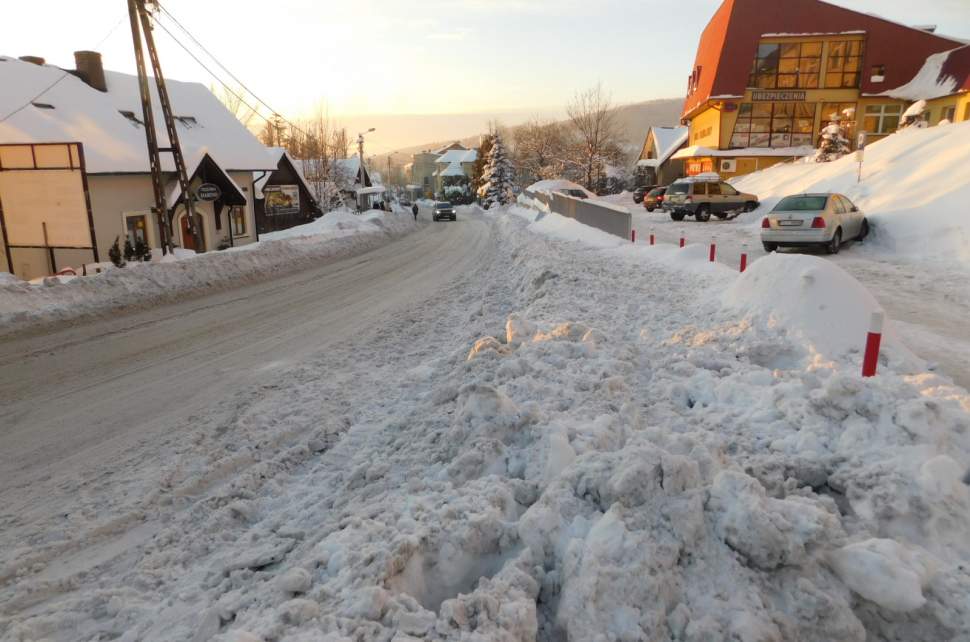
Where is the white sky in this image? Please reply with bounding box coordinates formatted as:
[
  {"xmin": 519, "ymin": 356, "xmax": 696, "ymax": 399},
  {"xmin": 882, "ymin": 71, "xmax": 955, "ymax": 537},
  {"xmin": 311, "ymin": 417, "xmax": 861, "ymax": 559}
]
[{"xmin": 3, "ymin": 0, "xmax": 969, "ymax": 152}]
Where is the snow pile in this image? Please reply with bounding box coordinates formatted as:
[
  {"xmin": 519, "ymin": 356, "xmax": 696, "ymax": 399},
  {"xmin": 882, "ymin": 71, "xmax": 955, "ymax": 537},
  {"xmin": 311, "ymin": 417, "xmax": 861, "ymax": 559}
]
[
  {"xmin": 0, "ymin": 209, "xmax": 415, "ymax": 337},
  {"xmin": 525, "ymin": 179, "xmax": 593, "ymax": 198},
  {"xmin": 730, "ymin": 121, "xmax": 970, "ymax": 262},
  {"xmin": 3, "ymin": 208, "xmax": 970, "ymax": 641}
]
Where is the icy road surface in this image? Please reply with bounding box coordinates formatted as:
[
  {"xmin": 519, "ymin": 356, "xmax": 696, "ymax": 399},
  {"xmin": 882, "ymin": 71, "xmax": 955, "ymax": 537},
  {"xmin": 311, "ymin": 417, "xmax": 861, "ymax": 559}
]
[{"xmin": 2, "ymin": 208, "xmax": 969, "ymax": 641}]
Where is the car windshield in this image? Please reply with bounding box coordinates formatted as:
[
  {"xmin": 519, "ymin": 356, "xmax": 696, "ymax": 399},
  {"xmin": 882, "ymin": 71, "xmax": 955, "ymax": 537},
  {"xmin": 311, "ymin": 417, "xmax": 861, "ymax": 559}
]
[
  {"xmin": 666, "ymin": 183, "xmax": 689, "ymax": 195},
  {"xmin": 774, "ymin": 195, "xmax": 828, "ymax": 211},
  {"xmin": 436, "ymin": 202, "xmax": 452, "ymax": 209},
  {"xmin": 648, "ymin": 188, "xmax": 665, "ymax": 196}
]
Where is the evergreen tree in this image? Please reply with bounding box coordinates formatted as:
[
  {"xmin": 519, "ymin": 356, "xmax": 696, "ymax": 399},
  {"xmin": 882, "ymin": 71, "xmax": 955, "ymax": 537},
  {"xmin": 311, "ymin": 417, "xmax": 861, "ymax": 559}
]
[
  {"xmin": 478, "ymin": 133, "xmax": 515, "ymax": 209},
  {"xmin": 108, "ymin": 236, "xmax": 126, "ymax": 268},
  {"xmin": 134, "ymin": 238, "xmax": 152, "ymax": 262},
  {"xmin": 124, "ymin": 238, "xmax": 135, "ymax": 262},
  {"xmin": 816, "ymin": 121, "xmax": 850, "ymax": 162},
  {"xmin": 470, "ymin": 135, "xmax": 493, "ymax": 197}
]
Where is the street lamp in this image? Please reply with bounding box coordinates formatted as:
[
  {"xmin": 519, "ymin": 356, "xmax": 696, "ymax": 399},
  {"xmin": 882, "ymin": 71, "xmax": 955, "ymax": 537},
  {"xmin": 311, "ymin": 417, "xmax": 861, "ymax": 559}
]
[{"xmin": 356, "ymin": 128, "xmax": 375, "ymax": 212}]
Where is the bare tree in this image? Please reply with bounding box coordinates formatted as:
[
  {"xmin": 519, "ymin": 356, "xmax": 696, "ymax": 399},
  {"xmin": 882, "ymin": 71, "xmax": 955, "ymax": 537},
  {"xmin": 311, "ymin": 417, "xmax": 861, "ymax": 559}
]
[
  {"xmin": 513, "ymin": 116, "xmax": 568, "ymax": 185},
  {"xmin": 212, "ymin": 84, "xmax": 258, "ymax": 130},
  {"xmin": 566, "ymin": 83, "xmax": 622, "ymax": 191}
]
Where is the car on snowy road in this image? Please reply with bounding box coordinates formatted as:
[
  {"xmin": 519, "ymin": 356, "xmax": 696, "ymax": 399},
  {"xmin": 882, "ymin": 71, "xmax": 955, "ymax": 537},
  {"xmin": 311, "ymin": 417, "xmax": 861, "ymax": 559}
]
[
  {"xmin": 664, "ymin": 175, "xmax": 759, "ymax": 222},
  {"xmin": 761, "ymin": 193, "xmax": 869, "ymax": 254},
  {"xmin": 433, "ymin": 201, "xmax": 457, "ymax": 221},
  {"xmin": 643, "ymin": 186, "xmax": 667, "ymax": 212}
]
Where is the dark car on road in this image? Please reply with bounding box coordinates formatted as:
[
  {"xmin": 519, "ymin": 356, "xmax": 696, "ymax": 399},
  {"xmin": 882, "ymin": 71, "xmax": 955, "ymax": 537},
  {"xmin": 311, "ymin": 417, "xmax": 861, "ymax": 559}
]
[
  {"xmin": 643, "ymin": 186, "xmax": 667, "ymax": 212},
  {"xmin": 633, "ymin": 184, "xmax": 656, "ymax": 204},
  {"xmin": 433, "ymin": 201, "xmax": 457, "ymax": 222},
  {"xmin": 664, "ymin": 177, "xmax": 759, "ymax": 222}
]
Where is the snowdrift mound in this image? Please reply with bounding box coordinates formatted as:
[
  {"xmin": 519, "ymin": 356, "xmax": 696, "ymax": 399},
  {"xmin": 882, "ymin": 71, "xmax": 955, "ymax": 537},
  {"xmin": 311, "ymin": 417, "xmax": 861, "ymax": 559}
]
[
  {"xmin": 723, "ymin": 252, "xmax": 916, "ymax": 365},
  {"xmin": 730, "ymin": 121, "xmax": 970, "ymax": 262}
]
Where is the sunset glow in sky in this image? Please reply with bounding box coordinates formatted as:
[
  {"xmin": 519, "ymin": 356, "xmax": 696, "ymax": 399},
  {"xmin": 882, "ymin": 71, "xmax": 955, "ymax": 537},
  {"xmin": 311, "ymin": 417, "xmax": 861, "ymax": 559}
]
[{"xmin": 4, "ymin": 0, "xmax": 969, "ymax": 151}]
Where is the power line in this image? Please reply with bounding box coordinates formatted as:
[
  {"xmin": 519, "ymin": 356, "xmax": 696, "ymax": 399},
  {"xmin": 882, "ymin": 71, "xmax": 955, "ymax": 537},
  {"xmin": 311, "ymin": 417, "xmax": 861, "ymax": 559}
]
[{"xmin": 0, "ymin": 14, "xmax": 127, "ymax": 123}]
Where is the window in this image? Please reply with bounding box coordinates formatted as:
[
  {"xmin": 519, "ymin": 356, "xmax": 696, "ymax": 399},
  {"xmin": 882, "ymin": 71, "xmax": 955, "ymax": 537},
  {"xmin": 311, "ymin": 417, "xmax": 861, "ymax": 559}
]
[
  {"xmin": 119, "ymin": 110, "xmax": 143, "ymax": 126},
  {"xmin": 821, "ymin": 103, "xmax": 857, "ymax": 143},
  {"xmin": 707, "ymin": 182, "xmax": 721, "ymax": 195},
  {"xmin": 230, "ymin": 206, "xmax": 247, "ymax": 236},
  {"xmin": 720, "ymin": 183, "xmax": 739, "ymax": 196},
  {"xmin": 774, "ymin": 195, "xmax": 828, "ymax": 211},
  {"xmin": 730, "ymin": 102, "xmax": 817, "ymax": 148},
  {"xmin": 826, "ymin": 40, "xmax": 864, "ymax": 88},
  {"xmin": 749, "ymin": 41, "xmax": 822, "ymax": 89},
  {"xmin": 863, "ymin": 104, "xmax": 902, "ymax": 134},
  {"xmin": 964, "ymin": 104, "xmax": 970, "ymax": 122},
  {"xmin": 175, "ymin": 115, "xmax": 198, "ymax": 128},
  {"xmin": 693, "ymin": 182, "xmax": 708, "ymax": 196},
  {"xmin": 125, "ymin": 214, "xmax": 149, "ymax": 246},
  {"xmin": 871, "ymin": 64, "xmax": 886, "ymax": 81},
  {"xmin": 942, "ymin": 106, "xmax": 956, "ymax": 123},
  {"xmin": 31, "ymin": 102, "xmax": 54, "ymax": 109}
]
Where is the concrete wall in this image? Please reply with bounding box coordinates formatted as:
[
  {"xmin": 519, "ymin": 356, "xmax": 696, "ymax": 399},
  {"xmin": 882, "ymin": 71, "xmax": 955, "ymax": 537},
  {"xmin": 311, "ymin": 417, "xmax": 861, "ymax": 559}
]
[{"xmin": 527, "ymin": 191, "xmax": 632, "ymax": 240}]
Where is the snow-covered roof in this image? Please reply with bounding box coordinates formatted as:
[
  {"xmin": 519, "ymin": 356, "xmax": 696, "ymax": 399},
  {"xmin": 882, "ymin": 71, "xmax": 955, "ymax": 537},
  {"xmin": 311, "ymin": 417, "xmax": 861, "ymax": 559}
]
[
  {"xmin": 643, "ymin": 126, "xmax": 689, "ymax": 166},
  {"xmin": 671, "ymin": 145, "xmax": 815, "ymax": 159},
  {"xmin": 165, "ymin": 151, "xmax": 246, "ymax": 206},
  {"xmin": 0, "ymin": 55, "xmax": 276, "ymax": 174},
  {"xmin": 355, "ymin": 185, "xmax": 386, "ymax": 196},
  {"xmin": 253, "ymin": 147, "xmax": 316, "ymax": 202},
  {"xmin": 435, "ymin": 148, "xmax": 478, "ymax": 165},
  {"xmin": 883, "ymin": 46, "xmax": 970, "ymax": 100},
  {"xmin": 437, "ymin": 161, "xmax": 467, "ymax": 177}
]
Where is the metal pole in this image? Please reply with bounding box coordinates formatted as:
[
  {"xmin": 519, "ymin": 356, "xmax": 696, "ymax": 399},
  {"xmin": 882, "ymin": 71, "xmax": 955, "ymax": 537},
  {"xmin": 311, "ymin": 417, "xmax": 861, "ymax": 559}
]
[
  {"xmin": 137, "ymin": 0, "xmax": 203, "ymax": 251},
  {"xmin": 128, "ymin": 0, "xmax": 172, "ymax": 254}
]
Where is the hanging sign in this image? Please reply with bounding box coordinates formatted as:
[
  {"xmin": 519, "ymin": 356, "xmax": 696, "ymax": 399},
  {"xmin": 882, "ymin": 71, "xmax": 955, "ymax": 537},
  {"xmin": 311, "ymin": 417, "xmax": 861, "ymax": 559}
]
[{"xmin": 196, "ymin": 183, "xmax": 221, "ymax": 201}]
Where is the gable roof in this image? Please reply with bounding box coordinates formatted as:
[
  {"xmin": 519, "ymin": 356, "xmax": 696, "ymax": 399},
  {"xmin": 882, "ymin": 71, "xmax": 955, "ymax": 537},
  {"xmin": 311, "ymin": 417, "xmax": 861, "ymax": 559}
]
[
  {"xmin": 254, "ymin": 147, "xmax": 317, "ymax": 202},
  {"xmin": 0, "ymin": 55, "xmax": 276, "ymax": 174},
  {"xmin": 640, "ymin": 126, "xmax": 688, "ymax": 167},
  {"xmin": 682, "ymin": 0, "xmax": 965, "ymax": 118},
  {"xmin": 436, "ymin": 148, "xmax": 478, "ymax": 164}
]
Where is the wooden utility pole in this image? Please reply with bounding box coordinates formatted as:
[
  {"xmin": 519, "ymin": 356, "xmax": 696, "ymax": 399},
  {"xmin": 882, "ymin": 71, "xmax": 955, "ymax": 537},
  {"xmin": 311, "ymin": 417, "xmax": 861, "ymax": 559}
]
[{"xmin": 128, "ymin": 0, "xmax": 202, "ymax": 253}]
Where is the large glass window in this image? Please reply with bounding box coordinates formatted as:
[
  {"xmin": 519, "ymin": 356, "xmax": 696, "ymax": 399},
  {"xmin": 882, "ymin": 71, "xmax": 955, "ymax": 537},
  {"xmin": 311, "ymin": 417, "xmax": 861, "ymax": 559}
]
[
  {"xmin": 730, "ymin": 102, "xmax": 817, "ymax": 148},
  {"xmin": 826, "ymin": 40, "xmax": 864, "ymax": 88},
  {"xmin": 863, "ymin": 104, "xmax": 902, "ymax": 134},
  {"xmin": 749, "ymin": 41, "xmax": 821, "ymax": 89}
]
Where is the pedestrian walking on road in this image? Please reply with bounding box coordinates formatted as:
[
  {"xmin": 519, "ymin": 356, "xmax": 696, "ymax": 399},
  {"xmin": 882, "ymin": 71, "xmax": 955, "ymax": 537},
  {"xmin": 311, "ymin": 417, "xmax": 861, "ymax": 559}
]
[{"xmin": 411, "ymin": 203, "xmax": 419, "ymax": 221}]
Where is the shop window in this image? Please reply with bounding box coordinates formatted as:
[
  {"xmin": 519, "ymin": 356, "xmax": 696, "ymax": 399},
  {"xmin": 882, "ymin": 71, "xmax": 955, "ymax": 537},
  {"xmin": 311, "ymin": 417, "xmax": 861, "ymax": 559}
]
[
  {"xmin": 826, "ymin": 40, "xmax": 864, "ymax": 88},
  {"xmin": 749, "ymin": 41, "xmax": 821, "ymax": 89},
  {"xmin": 863, "ymin": 104, "xmax": 902, "ymax": 134},
  {"xmin": 230, "ymin": 206, "xmax": 247, "ymax": 236},
  {"xmin": 730, "ymin": 102, "xmax": 816, "ymax": 148},
  {"xmin": 821, "ymin": 102, "xmax": 857, "ymax": 145}
]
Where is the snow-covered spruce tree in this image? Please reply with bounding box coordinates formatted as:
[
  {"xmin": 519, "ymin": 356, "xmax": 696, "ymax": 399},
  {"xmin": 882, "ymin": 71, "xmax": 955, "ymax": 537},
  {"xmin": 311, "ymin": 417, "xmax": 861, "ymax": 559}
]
[
  {"xmin": 108, "ymin": 236, "xmax": 126, "ymax": 268},
  {"xmin": 478, "ymin": 133, "xmax": 516, "ymax": 209},
  {"xmin": 816, "ymin": 120, "xmax": 851, "ymax": 163}
]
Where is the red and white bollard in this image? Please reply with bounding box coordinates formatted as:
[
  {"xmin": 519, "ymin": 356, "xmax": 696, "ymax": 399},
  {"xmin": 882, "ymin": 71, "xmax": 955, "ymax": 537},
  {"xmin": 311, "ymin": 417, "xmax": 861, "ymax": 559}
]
[
  {"xmin": 709, "ymin": 238, "xmax": 717, "ymax": 262},
  {"xmin": 679, "ymin": 232, "xmax": 686, "ymax": 248},
  {"xmin": 740, "ymin": 243, "xmax": 748, "ymax": 272},
  {"xmin": 649, "ymin": 232, "xmax": 655, "ymax": 245},
  {"xmin": 631, "ymin": 229, "xmax": 636, "ymax": 243},
  {"xmin": 861, "ymin": 311, "xmax": 884, "ymax": 377}
]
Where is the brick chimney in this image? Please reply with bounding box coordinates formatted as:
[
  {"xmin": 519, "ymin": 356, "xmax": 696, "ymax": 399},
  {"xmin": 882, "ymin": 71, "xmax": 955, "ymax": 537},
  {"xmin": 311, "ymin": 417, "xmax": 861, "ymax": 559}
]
[
  {"xmin": 74, "ymin": 51, "xmax": 107, "ymax": 92},
  {"xmin": 19, "ymin": 56, "xmax": 46, "ymax": 65}
]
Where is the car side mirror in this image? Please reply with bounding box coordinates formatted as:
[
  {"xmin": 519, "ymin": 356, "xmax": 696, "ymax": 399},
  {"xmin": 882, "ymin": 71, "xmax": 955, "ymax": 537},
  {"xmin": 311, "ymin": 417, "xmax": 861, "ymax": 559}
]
[{"xmin": 851, "ymin": 206, "xmax": 858, "ymax": 212}]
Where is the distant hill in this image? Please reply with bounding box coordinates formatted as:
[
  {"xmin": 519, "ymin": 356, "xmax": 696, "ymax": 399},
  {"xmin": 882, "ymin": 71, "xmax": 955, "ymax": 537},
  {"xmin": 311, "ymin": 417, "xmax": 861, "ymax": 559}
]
[{"xmin": 373, "ymin": 98, "xmax": 684, "ymax": 170}]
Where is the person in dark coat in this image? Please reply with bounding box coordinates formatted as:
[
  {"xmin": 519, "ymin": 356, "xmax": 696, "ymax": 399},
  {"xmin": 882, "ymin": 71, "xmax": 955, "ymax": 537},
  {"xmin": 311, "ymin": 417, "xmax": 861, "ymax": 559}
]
[{"xmin": 411, "ymin": 203, "xmax": 419, "ymax": 221}]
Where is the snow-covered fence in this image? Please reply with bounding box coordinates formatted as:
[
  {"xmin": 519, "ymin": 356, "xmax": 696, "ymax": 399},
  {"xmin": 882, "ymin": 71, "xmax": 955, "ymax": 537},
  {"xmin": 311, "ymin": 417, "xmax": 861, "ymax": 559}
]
[{"xmin": 547, "ymin": 192, "xmax": 632, "ymax": 240}]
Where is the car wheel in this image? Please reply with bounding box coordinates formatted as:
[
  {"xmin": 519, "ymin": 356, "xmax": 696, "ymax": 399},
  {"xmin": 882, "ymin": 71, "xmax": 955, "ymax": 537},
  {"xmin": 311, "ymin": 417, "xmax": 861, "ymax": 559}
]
[
  {"xmin": 858, "ymin": 219, "xmax": 869, "ymax": 242},
  {"xmin": 670, "ymin": 212, "xmax": 685, "ymax": 221},
  {"xmin": 826, "ymin": 229, "xmax": 842, "ymax": 255},
  {"xmin": 645, "ymin": 206, "xmax": 654, "ymax": 212},
  {"xmin": 762, "ymin": 242, "xmax": 778, "ymax": 252},
  {"xmin": 744, "ymin": 201, "xmax": 758, "ymax": 212},
  {"xmin": 695, "ymin": 205, "xmax": 711, "ymax": 222}
]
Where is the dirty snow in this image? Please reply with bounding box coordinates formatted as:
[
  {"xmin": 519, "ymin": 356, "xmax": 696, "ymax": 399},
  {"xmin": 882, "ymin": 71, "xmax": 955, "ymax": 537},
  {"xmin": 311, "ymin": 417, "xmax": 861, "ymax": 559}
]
[{"xmin": 3, "ymin": 204, "xmax": 969, "ymax": 641}]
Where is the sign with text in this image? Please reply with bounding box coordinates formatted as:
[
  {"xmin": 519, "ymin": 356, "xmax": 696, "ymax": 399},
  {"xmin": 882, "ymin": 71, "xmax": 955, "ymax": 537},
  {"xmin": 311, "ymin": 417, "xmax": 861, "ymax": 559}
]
[
  {"xmin": 264, "ymin": 184, "xmax": 300, "ymax": 216},
  {"xmin": 752, "ymin": 90, "xmax": 807, "ymax": 102},
  {"xmin": 195, "ymin": 183, "xmax": 221, "ymax": 201}
]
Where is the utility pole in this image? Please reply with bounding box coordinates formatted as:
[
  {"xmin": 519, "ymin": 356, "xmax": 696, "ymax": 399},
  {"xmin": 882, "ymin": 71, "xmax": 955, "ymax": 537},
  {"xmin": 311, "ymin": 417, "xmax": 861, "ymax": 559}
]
[{"xmin": 128, "ymin": 0, "xmax": 202, "ymax": 253}]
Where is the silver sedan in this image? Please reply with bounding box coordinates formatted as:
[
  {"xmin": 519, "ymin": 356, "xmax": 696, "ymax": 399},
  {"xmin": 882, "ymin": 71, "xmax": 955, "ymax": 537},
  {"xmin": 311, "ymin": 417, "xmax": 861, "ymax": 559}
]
[{"xmin": 761, "ymin": 193, "xmax": 869, "ymax": 254}]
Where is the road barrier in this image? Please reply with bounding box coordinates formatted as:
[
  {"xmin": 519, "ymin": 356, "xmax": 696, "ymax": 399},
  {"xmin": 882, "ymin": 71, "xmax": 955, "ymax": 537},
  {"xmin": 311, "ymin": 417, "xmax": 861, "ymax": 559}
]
[{"xmin": 525, "ymin": 190, "xmax": 633, "ymax": 240}]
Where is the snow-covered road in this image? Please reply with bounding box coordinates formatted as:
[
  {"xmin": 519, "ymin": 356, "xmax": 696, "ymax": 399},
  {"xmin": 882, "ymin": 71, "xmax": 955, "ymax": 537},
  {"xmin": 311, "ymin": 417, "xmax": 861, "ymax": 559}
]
[{"xmin": 3, "ymin": 208, "xmax": 969, "ymax": 641}]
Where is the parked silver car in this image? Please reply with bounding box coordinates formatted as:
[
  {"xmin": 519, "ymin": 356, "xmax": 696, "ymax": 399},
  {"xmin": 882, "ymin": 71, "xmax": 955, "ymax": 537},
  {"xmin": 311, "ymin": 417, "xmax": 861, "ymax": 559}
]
[{"xmin": 761, "ymin": 193, "xmax": 869, "ymax": 254}]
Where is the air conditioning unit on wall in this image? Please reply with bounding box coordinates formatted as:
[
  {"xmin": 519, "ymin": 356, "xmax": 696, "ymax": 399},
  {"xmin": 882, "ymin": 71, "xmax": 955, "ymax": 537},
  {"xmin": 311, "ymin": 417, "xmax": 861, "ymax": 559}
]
[{"xmin": 719, "ymin": 159, "xmax": 737, "ymax": 173}]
